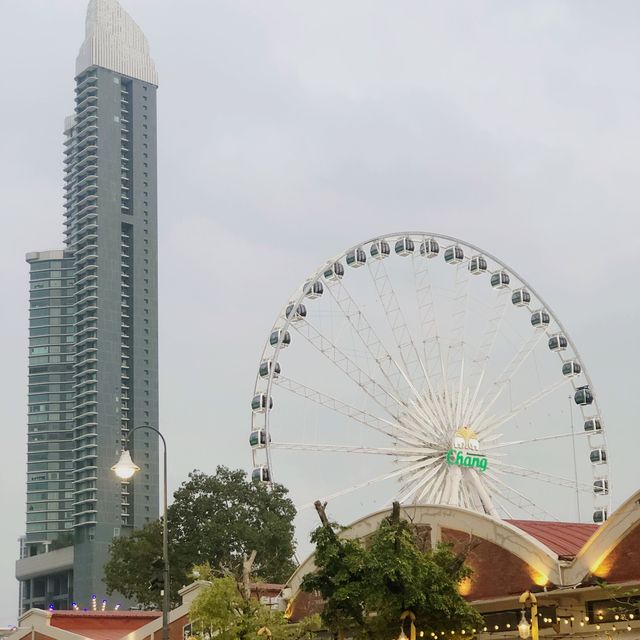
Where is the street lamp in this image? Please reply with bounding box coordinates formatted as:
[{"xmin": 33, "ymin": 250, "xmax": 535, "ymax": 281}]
[{"xmin": 112, "ymin": 426, "xmax": 169, "ymax": 640}]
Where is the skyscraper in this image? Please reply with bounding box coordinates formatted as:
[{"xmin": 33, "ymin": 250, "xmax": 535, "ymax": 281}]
[{"xmin": 16, "ymin": 0, "xmax": 159, "ymax": 612}]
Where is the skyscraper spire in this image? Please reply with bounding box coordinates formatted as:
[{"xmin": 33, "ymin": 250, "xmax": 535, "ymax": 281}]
[{"xmin": 76, "ymin": 0, "xmax": 158, "ymax": 85}]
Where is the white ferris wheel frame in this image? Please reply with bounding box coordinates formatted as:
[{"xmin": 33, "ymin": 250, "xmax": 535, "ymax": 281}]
[{"xmin": 250, "ymin": 231, "xmax": 612, "ymax": 522}]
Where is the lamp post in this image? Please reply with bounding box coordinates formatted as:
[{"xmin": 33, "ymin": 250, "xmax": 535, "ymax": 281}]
[
  {"xmin": 518, "ymin": 591, "xmax": 538, "ymax": 640},
  {"xmin": 112, "ymin": 426, "xmax": 169, "ymax": 640}
]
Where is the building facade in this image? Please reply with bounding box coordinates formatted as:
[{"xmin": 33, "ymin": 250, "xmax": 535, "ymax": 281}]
[{"xmin": 17, "ymin": 0, "xmax": 160, "ymax": 613}]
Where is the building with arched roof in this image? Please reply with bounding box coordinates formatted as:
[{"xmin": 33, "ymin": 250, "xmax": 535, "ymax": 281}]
[
  {"xmin": 284, "ymin": 488, "xmax": 640, "ymax": 637},
  {"xmin": 8, "ymin": 489, "xmax": 640, "ymax": 640}
]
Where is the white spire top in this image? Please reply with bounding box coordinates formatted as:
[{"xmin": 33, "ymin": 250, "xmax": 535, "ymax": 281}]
[{"xmin": 76, "ymin": 0, "xmax": 158, "ymax": 85}]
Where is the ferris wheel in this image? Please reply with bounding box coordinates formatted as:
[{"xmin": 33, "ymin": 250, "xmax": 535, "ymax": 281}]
[{"xmin": 250, "ymin": 232, "xmax": 611, "ymax": 526}]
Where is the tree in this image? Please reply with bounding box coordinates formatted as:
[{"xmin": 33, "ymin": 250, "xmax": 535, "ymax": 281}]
[
  {"xmin": 104, "ymin": 467, "xmax": 297, "ymax": 606},
  {"xmin": 188, "ymin": 563, "xmax": 320, "ymax": 640},
  {"xmin": 301, "ymin": 502, "xmax": 483, "ymax": 639}
]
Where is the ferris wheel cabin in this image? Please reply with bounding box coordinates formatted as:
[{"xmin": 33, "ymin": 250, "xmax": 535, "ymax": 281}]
[
  {"xmin": 285, "ymin": 303, "xmax": 307, "ymax": 322},
  {"xmin": 548, "ymin": 334, "xmax": 568, "ymax": 351},
  {"xmin": 251, "ymin": 394, "xmax": 273, "ymax": 413},
  {"xmin": 346, "ymin": 248, "xmax": 367, "ymax": 268},
  {"xmin": 249, "ymin": 429, "xmax": 269, "ymax": 448},
  {"xmin": 252, "ymin": 465, "xmax": 270, "ymax": 483},
  {"xmin": 512, "ymin": 289, "xmax": 531, "ymax": 306},
  {"xmin": 593, "ymin": 478, "xmax": 609, "ymax": 495},
  {"xmin": 304, "ymin": 280, "xmax": 324, "ymax": 299},
  {"xmin": 562, "ymin": 361, "xmax": 581, "ymax": 377},
  {"xmin": 469, "ymin": 255, "xmax": 488, "ymax": 274},
  {"xmin": 531, "ymin": 310, "xmax": 550, "ymax": 328},
  {"xmin": 324, "ymin": 261, "xmax": 345, "ymax": 281},
  {"xmin": 590, "ymin": 448, "xmax": 607, "ymax": 464},
  {"xmin": 491, "ymin": 271, "xmax": 510, "ymax": 288},
  {"xmin": 593, "ymin": 508, "xmax": 608, "ymax": 524},
  {"xmin": 259, "ymin": 360, "xmax": 281, "ymax": 379},
  {"xmin": 584, "ymin": 418, "xmax": 602, "ymax": 432},
  {"xmin": 270, "ymin": 329, "xmax": 291, "ymax": 349},
  {"xmin": 444, "ymin": 246, "xmax": 464, "ymax": 264},
  {"xmin": 420, "ymin": 238, "xmax": 440, "ymax": 257},
  {"xmin": 575, "ymin": 385, "xmax": 594, "ymax": 406},
  {"xmin": 370, "ymin": 240, "xmax": 390, "ymax": 259},
  {"xmin": 395, "ymin": 237, "xmax": 415, "ymax": 256}
]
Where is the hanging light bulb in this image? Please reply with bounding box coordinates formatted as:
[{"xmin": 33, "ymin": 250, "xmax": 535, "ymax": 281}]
[{"xmin": 518, "ymin": 610, "xmax": 531, "ymax": 640}]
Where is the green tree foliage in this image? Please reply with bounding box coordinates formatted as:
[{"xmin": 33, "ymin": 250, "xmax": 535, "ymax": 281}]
[
  {"xmin": 104, "ymin": 467, "xmax": 297, "ymax": 606},
  {"xmin": 188, "ymin": 565, "xmax": 320, "ymax": 640},
  {"xmin": 301, "ymin": 506, "xmax": 483, "ymax": 639}
]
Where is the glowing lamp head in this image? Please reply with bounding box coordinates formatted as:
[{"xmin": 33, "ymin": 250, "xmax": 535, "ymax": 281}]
[
  {"xmin": 111, "ymin": 450, "xmax": 140, "ymax": 479},
  {"xmin": 518, "ymin": 611, "xmax": 531, "ymax": 640}
]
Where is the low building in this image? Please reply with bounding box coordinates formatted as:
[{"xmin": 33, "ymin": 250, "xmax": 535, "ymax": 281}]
[
  {"xmin": 9, "ymin": 487, "xmax": 640, "ymax": 640},
  {"xmin": 284, "ymin": 487, "xmax": 640, "ymax": 638}
]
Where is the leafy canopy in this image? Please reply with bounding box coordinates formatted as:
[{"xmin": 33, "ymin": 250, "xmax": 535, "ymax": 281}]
[
  {"xmin": 301, "ymin": 508, "xmax": 483, "ymax": 638},
  {"xmin": 189, "ymin": 564, "xmax": 320, "ymax": 640},
  {"xmin": 104, "ymin": 466, "xmax": 297, "ymax": 605}
]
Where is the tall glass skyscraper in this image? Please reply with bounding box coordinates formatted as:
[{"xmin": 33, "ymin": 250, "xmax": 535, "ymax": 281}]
[{"xmin": 17, "ymin": 0, "xmax": 159, "ymax": 613}]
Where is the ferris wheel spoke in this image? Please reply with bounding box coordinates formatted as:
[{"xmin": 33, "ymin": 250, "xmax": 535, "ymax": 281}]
[
  {"xmin": 324, "ymin": 277, "xmax": 410, "ymax": 400},
  {"xmin": 484, "ymin": 472, "xmax": 559, "ymax": 521},
  {"xmin": 399, "ymin": 461, "xmax": 445, "ymax": 504},
  {"xmin": 366, "ymin": 257, "xmax": 429, "ymax": 393},
  {"xmin": 411, "ymin": 251, "xmax": 446, "ymax": 389},
  {"xmin": 270, "ymin": 442, "xmax": 440, "ymax": 459},
  {"xmin": 477, "ymin": 376, "xmax": 573, "ymax": 437},
  {"xmin": 490, "ymin": 460, "xmax": 592, "ymax": 492},
  {"xmin": 295, "ymin": 457, "xmax": 436, "ymax": 511},
  {"xmin": 470, "ymin": 330, "xmax": 547, "ymax": 427},
  {"xmin": 482, "ymin": 430, "xmax": 591, "ymax": 451},
  {"xmin": 467, "ymin": 288, "xmax": 510, "ymax": 388},
  {"xmin": 274, "ymin": 376, "xmax": 424, "ymax": 446},
  {"xmin": 444, "ymin": 261, "xmax": 471, "ymax": 390},
  {"xmin": 462, "ymin": 289, "xmax": 510, "ymax": 426},
  {"xmin": 417, "ymin": 464, "xmax": 446, "ymax": 504},
  {"xmin": 290, "ymin": 319, "xmax": 403, "ymax": 416}
]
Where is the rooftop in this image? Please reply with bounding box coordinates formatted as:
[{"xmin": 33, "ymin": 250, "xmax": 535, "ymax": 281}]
[
  {"xmin": 50, "ymin": 611, "xmax": 161, "ymax": 640},
  {"xmin": 507, "ymin": 519, "xmax": 599, "ymax": 559},
  {"xmin": 76, "ymin": 0, "xmax": 158, "ymax": 85}
]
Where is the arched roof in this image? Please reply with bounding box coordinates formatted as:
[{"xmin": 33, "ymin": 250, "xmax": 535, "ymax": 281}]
[
  {"xmin": 564, "ymin": 487, "xmax": 640, "ymax": 584},
  {"xmin": 286, "ymin": 504, "xmax": 565, "ymax": 596}
]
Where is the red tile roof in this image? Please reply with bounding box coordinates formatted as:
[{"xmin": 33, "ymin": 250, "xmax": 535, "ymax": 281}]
[
  {"xmin": 50, "ymin": 611, "xmax": 161, "ymax": 640},
  {"xmin": 507, "ymin": 520, "xmax": 598, "ymax": 558}
]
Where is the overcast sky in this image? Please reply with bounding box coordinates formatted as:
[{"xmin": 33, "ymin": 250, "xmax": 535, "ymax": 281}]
[{"xmin": 2, "ymin": 0, "xmax": 640, "ymax": 625}]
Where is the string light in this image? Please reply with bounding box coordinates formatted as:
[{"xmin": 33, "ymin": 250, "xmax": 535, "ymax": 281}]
[
  {"xmin": 101, "ymin": 599, "xmax": 107, "ymax": 612},
  {"xmin": 114, "ymin": 604, "xmax": 121, "ymax": 611}
]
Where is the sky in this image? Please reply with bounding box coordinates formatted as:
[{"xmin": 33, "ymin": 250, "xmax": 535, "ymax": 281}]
[{"xmin": 1, "ymin": 0, "xmax": 640, "ymax": 625}]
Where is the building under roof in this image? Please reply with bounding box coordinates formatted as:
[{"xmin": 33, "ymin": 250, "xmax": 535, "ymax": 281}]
[{"xmin": 8, "ymin": 488, "xmax": 640, "ymax": 640}]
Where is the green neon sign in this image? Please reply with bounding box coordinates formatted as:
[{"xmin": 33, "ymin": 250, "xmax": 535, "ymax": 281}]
[{"xmin": 446, "ymin": 449, "xmax": 488, "ymax": 472}]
